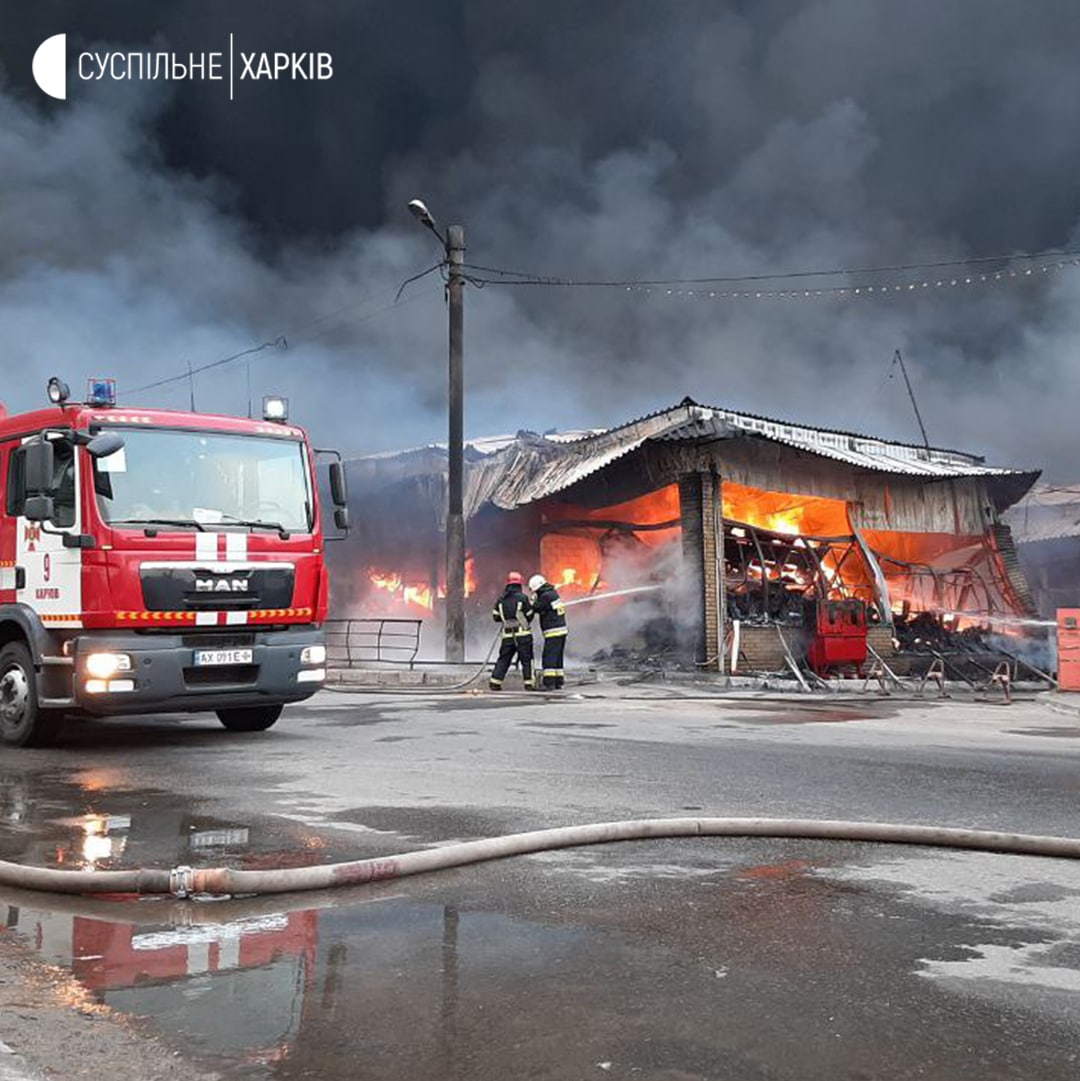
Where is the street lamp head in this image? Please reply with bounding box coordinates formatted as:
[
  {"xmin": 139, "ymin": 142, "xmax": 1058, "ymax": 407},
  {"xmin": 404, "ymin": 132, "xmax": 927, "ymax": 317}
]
[{"xmin": 407, "ymin": 198, "xmax": 436, "ymax": 230}]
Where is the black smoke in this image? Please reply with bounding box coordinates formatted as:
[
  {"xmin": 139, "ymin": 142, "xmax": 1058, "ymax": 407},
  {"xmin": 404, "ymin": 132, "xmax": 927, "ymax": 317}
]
[{"xmin": 2, "ymin": 1, "xmax": 1080, "ymax": 477}]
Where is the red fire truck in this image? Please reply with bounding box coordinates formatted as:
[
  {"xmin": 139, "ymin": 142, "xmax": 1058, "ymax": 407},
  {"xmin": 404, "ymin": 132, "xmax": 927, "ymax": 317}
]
[{"xmin": 0, "ymin": 377, "xmax": 348, "ymax": 746}]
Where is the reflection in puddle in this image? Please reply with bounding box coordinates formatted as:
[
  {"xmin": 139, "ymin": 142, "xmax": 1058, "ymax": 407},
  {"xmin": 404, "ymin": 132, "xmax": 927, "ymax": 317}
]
[
  {"xmin": 6, "ymin": 864, "xmax": 1080, "ymax": 1081},
  {"xmin": 4, "ymin": 857, "xmax": 1080, "ymax": 1081},
  {"xmin": 3, "ymin": 896, "xmax": 317, "ymax": 1068},
  {"xmin": 1, "ymin": 766, "xmax": 1079, "ymax": 1079},
  {"xmin": 0, "ymin": 768, "xmax": 350, "ymax": 878}
]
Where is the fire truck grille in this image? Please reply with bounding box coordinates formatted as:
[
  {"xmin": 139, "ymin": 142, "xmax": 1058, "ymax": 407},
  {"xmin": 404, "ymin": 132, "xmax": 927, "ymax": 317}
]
[
  {"xmin": 141, "ymin": 564, "xmax": 295, "ymax": 612},
  {"xmin": 179, "ymin": 633, "xmax": 256, "ymax": 649}
]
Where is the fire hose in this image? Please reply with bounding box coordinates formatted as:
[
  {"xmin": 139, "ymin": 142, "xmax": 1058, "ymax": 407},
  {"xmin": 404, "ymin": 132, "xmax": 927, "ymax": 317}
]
[{"xmin": 0, "ymin": 818, "xmax": 1077, "ymax": 898}]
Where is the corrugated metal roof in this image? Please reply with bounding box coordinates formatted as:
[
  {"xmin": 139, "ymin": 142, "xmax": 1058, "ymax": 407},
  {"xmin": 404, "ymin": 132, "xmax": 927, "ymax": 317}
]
[
  {"xmin": 1003, "ymin": 484, "xmax": 1080, "ymax": 544},
  {"xmin": 659, "ymin": 405, "xmax": 1021, "ymax": 476},
  {"xmin": 465, "ymin": 406, "xmax": 699, "ymax": 514},
  {"xmin": 352, "ymin": 398, "xmax": 1038, "ymax": 514}
]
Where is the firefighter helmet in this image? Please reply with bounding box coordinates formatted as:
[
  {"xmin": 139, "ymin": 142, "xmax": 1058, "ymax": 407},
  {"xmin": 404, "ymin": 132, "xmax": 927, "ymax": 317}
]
[
  {"xmin": 506, "ymin": 571, "xmax": 524, "ymax": 585},
  {"xmin": 528, "ymin": 574, "xmax": 546, "ymax": 591}
]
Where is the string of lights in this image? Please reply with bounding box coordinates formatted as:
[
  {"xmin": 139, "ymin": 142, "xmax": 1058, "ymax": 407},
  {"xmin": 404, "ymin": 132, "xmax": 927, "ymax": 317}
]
[
  {"xmin": 611, "ymin": 258, "xmax": 1080, "ymax": 302},
  {"xmin": 462, "ymin": 245, "xmax": 1080, "ymax": 301}
]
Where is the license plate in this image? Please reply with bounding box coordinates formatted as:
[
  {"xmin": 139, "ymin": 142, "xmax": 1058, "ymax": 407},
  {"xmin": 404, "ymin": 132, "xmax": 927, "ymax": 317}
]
[{"xmin": 193, "ymin": 648, "xmax": 253, "ymax": 667}]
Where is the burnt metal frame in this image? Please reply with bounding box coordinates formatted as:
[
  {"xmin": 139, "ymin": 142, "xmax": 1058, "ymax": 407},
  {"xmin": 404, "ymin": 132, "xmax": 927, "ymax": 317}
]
[
  {"xmin": 722, "ymin": 520, "xmax": 866, "ymax": 622},
  {"xmin": 872, "ymin": 552, "xmax": 1002, "ymax": 619}
]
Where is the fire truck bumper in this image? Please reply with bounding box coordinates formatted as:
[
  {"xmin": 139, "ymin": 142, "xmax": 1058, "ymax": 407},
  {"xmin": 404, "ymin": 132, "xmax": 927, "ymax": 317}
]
[{"xmin": 68, "ymin": 626, "xmax": 326, "ymax": 715}]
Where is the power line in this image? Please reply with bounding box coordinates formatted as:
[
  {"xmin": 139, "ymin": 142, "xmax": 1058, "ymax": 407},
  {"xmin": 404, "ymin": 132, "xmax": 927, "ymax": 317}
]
[
  {"xmin": 127, "ymin": 338, "xmax": 286, "ymax": 395},
  {"xmin": 123, "ymin": 264, "xmax": 443, "ymax": 401},
  {"xmin": 462, "ymin": 243, "xmax": 1080, "ymax": 290},
  {"xmin": 283, "ymin": 261, "xmax": 442, "ymax": 338},
  {"xmin": 463, "ymin": 258, "xmax": 1080, "ymax": 303},
  {"xmin": 394, "ymin": 261, "xmax": 444, "ymax": 302},
  {"xmin": 284, "ymin": 287, "xmax": 438, "ymax": 348}
]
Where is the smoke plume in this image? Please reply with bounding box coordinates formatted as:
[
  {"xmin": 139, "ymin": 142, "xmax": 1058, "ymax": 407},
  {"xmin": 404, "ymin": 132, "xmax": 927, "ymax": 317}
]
[{"xmin": 2, "ymin": 2, "xmax": 1080, "ymax": 478}]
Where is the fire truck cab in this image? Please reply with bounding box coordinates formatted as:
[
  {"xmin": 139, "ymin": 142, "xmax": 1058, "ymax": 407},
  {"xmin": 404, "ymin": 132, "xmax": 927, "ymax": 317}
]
[{"xmin": 0, "ymin": 378, "xmax": 348, "ymax": 746}]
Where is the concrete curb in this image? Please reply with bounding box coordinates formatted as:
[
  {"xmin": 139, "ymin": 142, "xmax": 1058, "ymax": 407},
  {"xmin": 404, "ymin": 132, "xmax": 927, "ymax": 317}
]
[{"xmin": 327, "ymin": 666, "xmax": 480, "ymax": 688}]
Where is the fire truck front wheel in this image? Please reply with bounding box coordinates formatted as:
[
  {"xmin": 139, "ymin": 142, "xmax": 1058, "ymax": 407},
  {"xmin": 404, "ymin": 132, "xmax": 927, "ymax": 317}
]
[
  {"xmin": 215, "ymin": 704, "xmax": 283, "ymax": 732},
  {"xmin": 0, "ymin": 642, "xmax": 61, "ymax": 748}
]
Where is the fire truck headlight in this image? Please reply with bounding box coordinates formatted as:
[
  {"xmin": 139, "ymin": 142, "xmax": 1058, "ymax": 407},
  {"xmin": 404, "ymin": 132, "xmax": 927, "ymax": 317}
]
[
  {"xmin": 301, "ymin": 645, "xmax": 326, "ymax": 665},
  {"xmin": 84, "ymin": 652, "xmax": 133, "ymax": 679},
  {"xmin": 263, "ymin": 395, "xmax": 289, "ymax": 422},
  {"xmin": 47, "ymin": 376, "xmax": 71, "ymax": 404}
]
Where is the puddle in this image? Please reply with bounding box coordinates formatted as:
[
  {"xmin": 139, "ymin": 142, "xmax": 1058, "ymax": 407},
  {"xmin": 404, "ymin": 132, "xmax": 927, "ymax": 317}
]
[
  {"xmin": 702, "ymin": 699, "xmax": 894, "ymax": 726},
  {"xmin": 723, "ymin": 709, "xmax": 878, "ymax": 725},
  {"xmin": 1, "ymin": 837, "xmax": 1079, "ymax": 1078},
  {"xmin": 2, "ymin": 774, "xmax": 1079, "ymax": 1078},
  {"xmin": 0, "ymin": 768, "xmax": 365, "ymax": 876}
]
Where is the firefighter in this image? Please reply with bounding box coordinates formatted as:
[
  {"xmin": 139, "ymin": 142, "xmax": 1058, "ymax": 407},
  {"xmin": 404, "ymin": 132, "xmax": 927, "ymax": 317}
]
[
  {"xmin": 489, "ymin": 572, "xmax": 536, "ymax": 690},
  {"xmin": 529, "ymin": 573, "xmax": 568, "ymax": 689}
]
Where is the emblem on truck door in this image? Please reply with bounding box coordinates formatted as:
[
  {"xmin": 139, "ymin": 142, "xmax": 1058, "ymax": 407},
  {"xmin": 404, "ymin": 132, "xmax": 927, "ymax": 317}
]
[{"xmin": 194, "ymin": 578, "xmax": 250, "ymax": 593}]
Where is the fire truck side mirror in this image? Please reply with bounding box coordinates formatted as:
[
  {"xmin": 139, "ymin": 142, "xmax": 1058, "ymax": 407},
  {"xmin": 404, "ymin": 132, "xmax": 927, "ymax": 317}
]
[
  {"xmin": 24, "ymin": 440, "xmax": 56, "ymax": 495},
  {"xmin": 334, "ymin": 506, "xmax": 350, "ymax": 532},
  {"xmin": 328, "ymin": 461, "xmax": 348, "ymax": 508},
  {"xmin": 24, "ymin": 495, "xmax": 55, "ymax": 523},
  {"xmin": 85, "ymin": 431, "xmax": 125, "ymax": 459}
]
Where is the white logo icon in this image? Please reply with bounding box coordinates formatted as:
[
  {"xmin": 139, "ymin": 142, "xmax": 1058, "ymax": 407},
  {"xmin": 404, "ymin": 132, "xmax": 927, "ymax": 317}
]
[{"xmin": 33, "ymin": 34, "xmax": 67, "ymax": 100}]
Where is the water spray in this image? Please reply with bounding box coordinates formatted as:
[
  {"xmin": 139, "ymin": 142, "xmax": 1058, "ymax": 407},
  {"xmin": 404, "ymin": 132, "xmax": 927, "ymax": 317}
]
[{"xmin": 563, "ymin": 585, "xmax": 663, "ymax": 607}]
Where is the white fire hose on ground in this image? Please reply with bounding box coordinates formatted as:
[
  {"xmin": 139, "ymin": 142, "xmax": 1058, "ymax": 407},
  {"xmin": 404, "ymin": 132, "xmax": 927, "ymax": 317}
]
[{"xmin": 0, "ymin": 817, "xmax": 1078, "ymax": 899}]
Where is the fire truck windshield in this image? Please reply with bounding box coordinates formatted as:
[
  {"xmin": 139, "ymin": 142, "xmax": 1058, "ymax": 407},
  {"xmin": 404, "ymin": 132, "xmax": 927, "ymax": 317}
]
[{"xmin": 92, "ymin": 428, "xmax": 314, "ymax": 533}]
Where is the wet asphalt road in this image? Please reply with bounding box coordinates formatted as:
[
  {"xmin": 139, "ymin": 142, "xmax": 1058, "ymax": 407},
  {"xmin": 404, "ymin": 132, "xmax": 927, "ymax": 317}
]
[{"xmin": 1, "ymin": 686, "xmax": 1079, "ymax": 1079}]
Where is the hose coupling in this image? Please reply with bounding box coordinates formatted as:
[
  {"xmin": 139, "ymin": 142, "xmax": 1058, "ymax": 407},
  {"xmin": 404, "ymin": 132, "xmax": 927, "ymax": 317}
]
[{"xmin": 169, "ymin": 865, "xmax": 196, "ymax": 898}]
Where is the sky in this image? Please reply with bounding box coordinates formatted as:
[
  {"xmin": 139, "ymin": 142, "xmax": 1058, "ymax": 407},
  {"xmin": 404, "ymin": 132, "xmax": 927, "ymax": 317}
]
[{"xmin": 2, "ymin": 1, "xmax": 1080, "ymax": 478}]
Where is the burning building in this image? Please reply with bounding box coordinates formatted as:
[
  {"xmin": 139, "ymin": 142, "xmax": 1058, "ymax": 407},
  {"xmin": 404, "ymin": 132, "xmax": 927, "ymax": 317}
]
[{"xmin": 331, "ymin": 398, "xmax": 1039, "ymax": 674}]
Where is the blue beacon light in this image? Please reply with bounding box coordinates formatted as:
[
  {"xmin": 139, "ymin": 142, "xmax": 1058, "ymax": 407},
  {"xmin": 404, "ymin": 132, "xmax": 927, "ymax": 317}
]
[{"xmin": 86, "ymin": 378, "xmax": 117, "ymax": 407}]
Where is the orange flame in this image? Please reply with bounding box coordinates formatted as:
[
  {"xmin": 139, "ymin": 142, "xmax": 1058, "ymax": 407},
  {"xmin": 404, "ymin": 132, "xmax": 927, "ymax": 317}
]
[
  {"xmin": 370, "ymin": 571, "xmax": 403, "ymax": 593},
  {"xmin": 366, "ymin": 556, "xmax": 477, "ymax": 614}
]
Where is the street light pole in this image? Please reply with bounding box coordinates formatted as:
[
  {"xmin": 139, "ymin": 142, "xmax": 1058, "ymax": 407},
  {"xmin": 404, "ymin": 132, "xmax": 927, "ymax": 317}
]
[
  {"xmin": 445, "ymin": 224, "xmax": 466, "ymax": 663},
  {"xmin": 408, "ymin": 199, "xmax": 466, "ymax": 663}
]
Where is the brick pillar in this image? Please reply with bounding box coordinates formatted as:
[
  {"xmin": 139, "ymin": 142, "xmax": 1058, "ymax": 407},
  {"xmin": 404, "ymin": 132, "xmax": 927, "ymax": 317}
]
[{"xmin": 679, "ymin": 471, "xmax": 723, "ymax": 670}]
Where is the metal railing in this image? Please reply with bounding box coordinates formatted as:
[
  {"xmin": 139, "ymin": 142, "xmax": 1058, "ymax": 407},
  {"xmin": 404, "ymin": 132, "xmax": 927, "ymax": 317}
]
[{"xmin": 326, "ymin": 618, "xmax": 423, "ymax": 669}]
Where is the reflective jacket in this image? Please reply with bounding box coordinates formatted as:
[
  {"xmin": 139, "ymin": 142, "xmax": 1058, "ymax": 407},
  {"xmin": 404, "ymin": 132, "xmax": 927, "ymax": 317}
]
[
  {"xmin": 532, "ymin": 583, "xmax": 568, "ymax": 637},
  {"xmin": 493, "ymin": 586, "xmax": 534, "ymax": 638}
]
